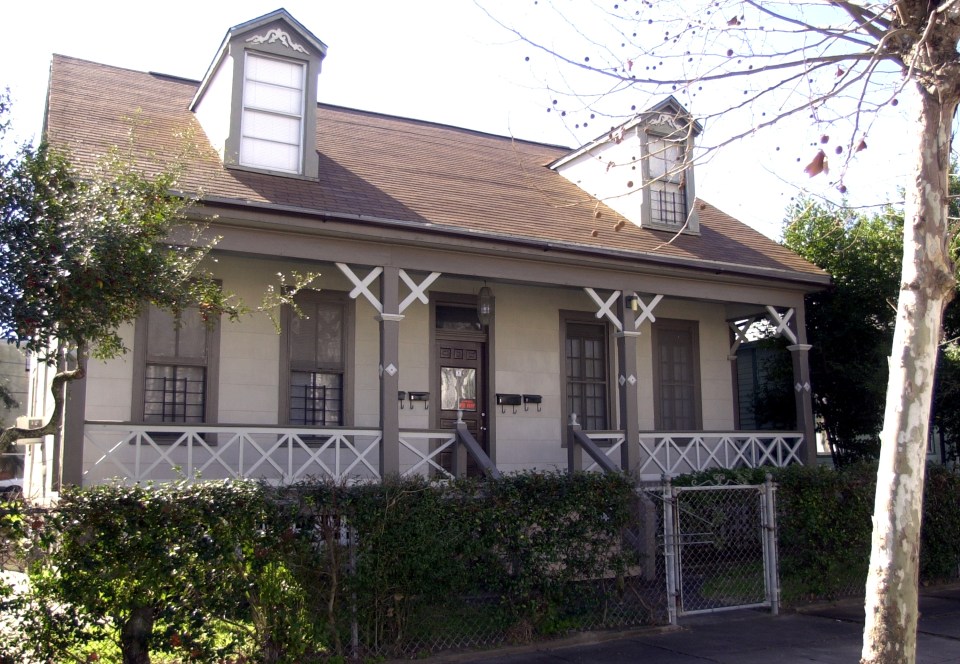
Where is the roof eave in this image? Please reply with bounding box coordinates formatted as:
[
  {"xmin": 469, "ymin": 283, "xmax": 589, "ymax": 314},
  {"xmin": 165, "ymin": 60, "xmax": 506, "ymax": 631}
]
[{"xmin": 192, "ymin": 194, "xmax": 830, "ymax": 290}]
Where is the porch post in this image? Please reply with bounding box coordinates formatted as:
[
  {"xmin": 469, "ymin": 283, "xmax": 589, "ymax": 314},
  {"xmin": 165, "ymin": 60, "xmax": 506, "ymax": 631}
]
[
  {"xmin": 616, "ymin": 297, "xmax": 640, "ymax": 473},
  {"xmin": 378, "ymin": 266, "xmax": 403, "ymax": 477},
  {"xmin": 787, "ymin": 306, "xmax": 817, "ymax": 466}
]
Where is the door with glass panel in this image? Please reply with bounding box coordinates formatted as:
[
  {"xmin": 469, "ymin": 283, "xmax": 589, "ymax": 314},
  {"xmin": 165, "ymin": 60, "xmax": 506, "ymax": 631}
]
[{"xmin": 436, "ymin": 339, "xmax": 487, "ymax": 475}]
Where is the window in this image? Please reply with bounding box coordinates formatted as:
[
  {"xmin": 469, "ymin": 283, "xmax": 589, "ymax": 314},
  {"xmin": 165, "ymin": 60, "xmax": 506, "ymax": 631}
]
[
  {"xmin": 283, "ymin": 291, "xmax": 347, "ymax": 426},
  {"xmin": 240, "ymin": 53, "xmax": 305, "ymax": 174},
  {"xmin": 134, "ymin": 304, "xmax": 219, "ymax": 424},
  {"xmin": 647, "ymin": 135, "xmax": 687, "ymax": 227},
  {"xmin": 562, "ymin": 318, "xmax": 610, "ymax": 430},
  {"xmin": 652, "ymin": 319, "xmax": 702, "ymax": 430}
]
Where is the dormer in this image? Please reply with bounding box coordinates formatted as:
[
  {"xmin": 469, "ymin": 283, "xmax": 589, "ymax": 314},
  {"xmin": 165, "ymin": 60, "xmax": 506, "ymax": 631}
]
[
  {"xmin": 550, "ymin": 97, "xmax": 702, "ymax": 235},
  {"xmin": 190, "ymin": 9, "xmax": 327, "ymax": 179}
]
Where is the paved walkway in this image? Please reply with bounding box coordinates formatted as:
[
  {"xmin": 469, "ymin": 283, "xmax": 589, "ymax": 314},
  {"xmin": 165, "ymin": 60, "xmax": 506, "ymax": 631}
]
[{"xmin": 426, "ymin": 585, "xmax": 960, "ymax": 663}]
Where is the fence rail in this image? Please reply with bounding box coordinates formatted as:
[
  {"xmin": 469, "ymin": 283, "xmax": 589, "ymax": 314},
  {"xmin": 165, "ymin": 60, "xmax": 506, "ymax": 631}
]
[{"xmin": 638, "ymin": 432, "xmax": 803, "ymax": 478}]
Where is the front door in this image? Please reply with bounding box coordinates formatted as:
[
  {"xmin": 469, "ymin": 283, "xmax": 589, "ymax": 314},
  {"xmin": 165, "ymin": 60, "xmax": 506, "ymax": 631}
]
[{"xmin": 437, "ymin": 338, "xmax": 487, "ymax": 475}]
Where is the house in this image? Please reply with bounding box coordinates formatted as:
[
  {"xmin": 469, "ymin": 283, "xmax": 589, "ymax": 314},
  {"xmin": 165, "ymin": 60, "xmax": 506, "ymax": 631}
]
[{"xmin": 21, "ymin": 9, "xmax": 829, "ymax": 500}]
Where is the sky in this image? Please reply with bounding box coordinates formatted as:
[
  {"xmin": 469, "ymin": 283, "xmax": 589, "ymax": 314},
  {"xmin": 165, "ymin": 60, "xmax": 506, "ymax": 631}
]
[{"xmin": 0, "ymin": 0, "xmax": 917, "ymax": 240}]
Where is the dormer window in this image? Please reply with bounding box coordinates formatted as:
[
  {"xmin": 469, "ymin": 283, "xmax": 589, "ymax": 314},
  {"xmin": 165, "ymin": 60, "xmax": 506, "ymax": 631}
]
[
  {"xmin": 647, "ymin": 135, "xmax": 687, "ymax": 228},
  {"xmin": 241, "ymin": 53, "xmax": 305, "ymax": 174},
  {"xmin": 190, "ymin": 9, "xmax": 326, "ymax": 180},
  {"xmin": 549, "ymin": 96, "xmax": 702, "ymax": 235}
]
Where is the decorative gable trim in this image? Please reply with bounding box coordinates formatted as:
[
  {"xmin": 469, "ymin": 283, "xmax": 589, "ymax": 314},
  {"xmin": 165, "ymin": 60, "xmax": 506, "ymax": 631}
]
[{"xmin": 245, "ymin": 28, "xmax": 310, "ymax": 55}]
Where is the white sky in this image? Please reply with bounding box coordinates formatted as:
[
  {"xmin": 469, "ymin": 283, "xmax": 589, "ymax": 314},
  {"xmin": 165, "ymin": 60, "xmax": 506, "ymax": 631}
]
[{"xmin": 0, "ymin": 0, "xmax": 916, "ymax": 240}]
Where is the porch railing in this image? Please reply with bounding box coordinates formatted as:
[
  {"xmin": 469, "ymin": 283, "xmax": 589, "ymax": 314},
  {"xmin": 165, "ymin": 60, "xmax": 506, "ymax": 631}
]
[
  {"xmin": 83, "ymin": 422, "xmax": 503, "ymax": 486},
  {"xmin": 637, "ymin": 432, "xmax": 804, "ymax": 478},
  {"xmin": 82, "ymin": 423, "xmax": 804, "ymax": 486},
  {"xmin": 82, "ymin": 423, "xmax": 384, "ymax": 486},
  {"xmin": 566, "ymin": 428, "xmax": 803, "ymax": 477}
]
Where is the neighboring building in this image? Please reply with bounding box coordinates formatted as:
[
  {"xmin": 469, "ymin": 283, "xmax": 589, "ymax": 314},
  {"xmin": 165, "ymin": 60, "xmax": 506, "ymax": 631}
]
[
  {"xmin": 23, "ymin": 10, "xmax": 828, "ymax": 499},
  {"xmin": 0, "ymin": 344, "xmax": 27, "ymax": 427},
  {"xmin": 0, "ymin": 343, "xmax": 28, "ymax": 482}
]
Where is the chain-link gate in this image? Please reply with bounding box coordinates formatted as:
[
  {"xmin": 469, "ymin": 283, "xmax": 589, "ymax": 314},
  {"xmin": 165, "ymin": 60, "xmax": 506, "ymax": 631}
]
[{"xmin": 662, "ymin": 477, "xmax": 779, "ymax": 623}]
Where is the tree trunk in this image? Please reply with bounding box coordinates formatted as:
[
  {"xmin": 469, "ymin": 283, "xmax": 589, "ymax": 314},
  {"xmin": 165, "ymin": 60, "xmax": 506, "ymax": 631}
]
[
  {"xmin": 120, "ymin": 606, "xmax": 154, "ymax": 664},
  {"xmin": 861, "ymin": 86, "xmax": 958, "ymax": 663}
]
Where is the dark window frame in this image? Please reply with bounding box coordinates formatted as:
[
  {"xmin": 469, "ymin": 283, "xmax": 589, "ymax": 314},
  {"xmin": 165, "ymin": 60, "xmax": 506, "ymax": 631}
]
[
  {"xmin": 132, "ymin": 304, "xmax": 221, "ymax": 424},
  {"xmin": 559, "ymin": 310, "xmax": 615, "ymax": 436},
  {"xmin": 278, "ymin": 289, "xmax": 355, "ymax": 427},
  {"xmin": 651, "ymin": 318, "xmax": 703, "ymax": 431}
]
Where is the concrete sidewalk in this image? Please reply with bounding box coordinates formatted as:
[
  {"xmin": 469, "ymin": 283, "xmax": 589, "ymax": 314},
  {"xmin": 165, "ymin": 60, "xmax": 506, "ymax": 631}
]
[{"xmin": 433, "ymin": 585, "xmax": 960, "ymax": 663}]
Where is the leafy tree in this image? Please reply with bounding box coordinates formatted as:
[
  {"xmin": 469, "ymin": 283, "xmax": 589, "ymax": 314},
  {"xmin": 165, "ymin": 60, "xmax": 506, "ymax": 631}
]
[
  {"xmin": 0, "ymin": 91, "xmax": 240, "ymax": 454},
  {"xmin": 488, "ymin": 2, "xmax": 959, "ymax": 658},
  {"xmin": 782, "ymin": 197, "xmax": 902, "ymax": 466}
]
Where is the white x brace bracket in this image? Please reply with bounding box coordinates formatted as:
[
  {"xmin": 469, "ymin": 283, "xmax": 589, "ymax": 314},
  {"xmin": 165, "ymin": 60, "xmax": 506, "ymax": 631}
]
[
  {"xmin": 584, "ymin": 288, "xmax": 623, "ymax": 331},
  {"xmin": 630, "ymin": 292, "xmax": 663, "ymax": 330},
  {"xmin": 337, "ymin": 263, "xmax": 384, "ymax": 312},
  {"xmin": 728, "ymin": 316, "xmax": 759, "ymax": 357},
  {"xmin": 399, "ymin": 270, "xmax": 441, "ymax": 313},
  {"xmin": 337, "ymin": 264, "xmax": 442, "ymax": 314},
  {"xmin": 765, "ymin": 306, "xmax": 798, "ymax": 344},
  {"xmin": 585, "ymin": 288, "xmax": 663, "ymax": 332}
]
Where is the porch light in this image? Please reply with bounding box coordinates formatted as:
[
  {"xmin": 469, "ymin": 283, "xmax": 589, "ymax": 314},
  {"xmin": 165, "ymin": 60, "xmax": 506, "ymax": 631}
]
[
  {"xmin": 624, "ymin": 292, "xmax": 640, "ymax": 312},
  {"xmin": 477, "ymin": 286, "xmax": 494, "ymax": 326}
]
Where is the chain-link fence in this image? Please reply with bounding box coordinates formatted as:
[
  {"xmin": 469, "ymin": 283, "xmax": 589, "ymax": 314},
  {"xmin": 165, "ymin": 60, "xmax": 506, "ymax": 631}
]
[{"xmin": 661, "ymin": 480, "xmax": 778, "ymax": 619}]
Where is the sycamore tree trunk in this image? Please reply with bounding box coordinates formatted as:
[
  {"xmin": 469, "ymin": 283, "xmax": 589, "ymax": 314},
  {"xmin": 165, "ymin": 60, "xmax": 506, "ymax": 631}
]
[{"xmin": 861, "ymin": 85, "xmax": 958, "ymax": 664}]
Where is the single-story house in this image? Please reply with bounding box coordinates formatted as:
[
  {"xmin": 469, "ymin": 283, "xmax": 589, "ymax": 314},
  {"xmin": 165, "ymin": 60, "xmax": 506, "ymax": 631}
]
[{"xmin": 21, "ymin": 9, "xmax": 829, "ymax": 500}]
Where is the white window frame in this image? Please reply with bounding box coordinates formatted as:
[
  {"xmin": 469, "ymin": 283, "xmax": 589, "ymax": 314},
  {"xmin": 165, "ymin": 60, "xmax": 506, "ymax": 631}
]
[
  {"xmin": 646, "ymin": 134, "xmax": 688, "ymax": 229},
  {"xmin": 240, "ymin": 52, "xmax": 306, "ymax": 174}
]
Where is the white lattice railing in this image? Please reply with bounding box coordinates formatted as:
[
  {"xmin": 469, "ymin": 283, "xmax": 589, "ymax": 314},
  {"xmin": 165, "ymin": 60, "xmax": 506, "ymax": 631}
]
[
  {"xmin": 82, "ymin": 423, "xmax": 383, "ymax": 486},
  {"xmin": 398, "ymin": 430, "xmax": 458, "ymax": 479},
  {"xmin": 583, "ymin": 432, "xmax": 626, "ymax": 472},
  {"xmin": 637, "ymin": 432, "xmax": 804, "ymax": 478}
]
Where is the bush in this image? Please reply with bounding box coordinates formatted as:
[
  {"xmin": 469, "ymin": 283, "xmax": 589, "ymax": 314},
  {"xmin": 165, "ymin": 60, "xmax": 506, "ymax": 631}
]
[
  {"xmin": 1, "ymin": 472, "xmax": 639, "ymax": 661},
  {"xmin": 3, "ymin": 480, "xmax": 317, "ymax": 663}
]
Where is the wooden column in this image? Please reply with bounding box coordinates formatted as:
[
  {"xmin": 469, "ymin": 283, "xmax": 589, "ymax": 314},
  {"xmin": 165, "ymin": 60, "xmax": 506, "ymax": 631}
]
[
  {"xmin": 788, "ymin": 306, "xmax": 817, "ymax": 466},
  {"xmin": 616, "ymin": 297, "xmax": 640, "ymax": 473},
  {"xmin": 378, "ymin": 267, "xmax": 403, "ymax": 477}
]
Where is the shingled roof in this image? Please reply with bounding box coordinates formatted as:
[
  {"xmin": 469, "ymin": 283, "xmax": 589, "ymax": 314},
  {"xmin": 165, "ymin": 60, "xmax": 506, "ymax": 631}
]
[{"xmin": 44, "ymin": 54, "xmax": 827, "ymax": 285}]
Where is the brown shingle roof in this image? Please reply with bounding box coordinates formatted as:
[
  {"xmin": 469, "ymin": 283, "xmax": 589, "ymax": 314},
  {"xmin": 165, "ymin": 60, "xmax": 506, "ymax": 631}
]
[{"xmin": 45, "ymin": 55, "xmax": 826, "ymax": 283}]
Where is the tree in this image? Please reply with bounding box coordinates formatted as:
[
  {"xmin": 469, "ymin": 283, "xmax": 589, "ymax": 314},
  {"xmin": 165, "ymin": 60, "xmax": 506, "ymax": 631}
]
[
  {"xmin": 783, "ymin": 197, "xmax": 902, "ymax": 465},
  {"xmin": 0, "ymin": 92, "xmax": 239, "ymax": 454},
  {"xmin": 486, "ymin": 2, "xmax": 959, "ymax": 660}
]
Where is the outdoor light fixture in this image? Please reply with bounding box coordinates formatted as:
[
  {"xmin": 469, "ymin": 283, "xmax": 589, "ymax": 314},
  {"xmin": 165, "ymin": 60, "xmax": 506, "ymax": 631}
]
[
  {"xmin": 624, "ymin": 292, "xmax": 640, "ymax": 312},
  {"xmin": 477, "ymin": 285, "xmax": 494, "ymax": 326}
]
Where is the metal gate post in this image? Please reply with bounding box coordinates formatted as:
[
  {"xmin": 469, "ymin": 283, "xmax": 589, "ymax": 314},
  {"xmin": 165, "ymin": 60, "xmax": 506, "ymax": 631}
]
[
  {"xmin": 763, "ymin": 474, "xmax": 780, "ymax": 615},
  {"xmin": 662, "ymin": 475, "xmax": 679, "ymax": 625}
]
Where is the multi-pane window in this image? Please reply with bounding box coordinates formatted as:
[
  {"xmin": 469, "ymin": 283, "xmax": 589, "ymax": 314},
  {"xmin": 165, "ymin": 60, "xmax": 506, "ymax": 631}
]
[
  {"xmin": 286, "ymin": 292, "xmax": 344, "ymax": 426},
  {"xmin": 565, "ymin": 321, "xmax": 609, "ymax": 430},
  {"xmin": 241, "ymin": 53, "xmax": 305, "ymax": 174},
  {"xmin": 648, "ymin": 136, "xmax": 687, "ymax": 227},
  {"xmin": 141, "ymin": 305, "xmax": 214, "ymax": 424},
  {"xmin": 653, "ymin": 319, "xmax": 701, "ymax": 430}
]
